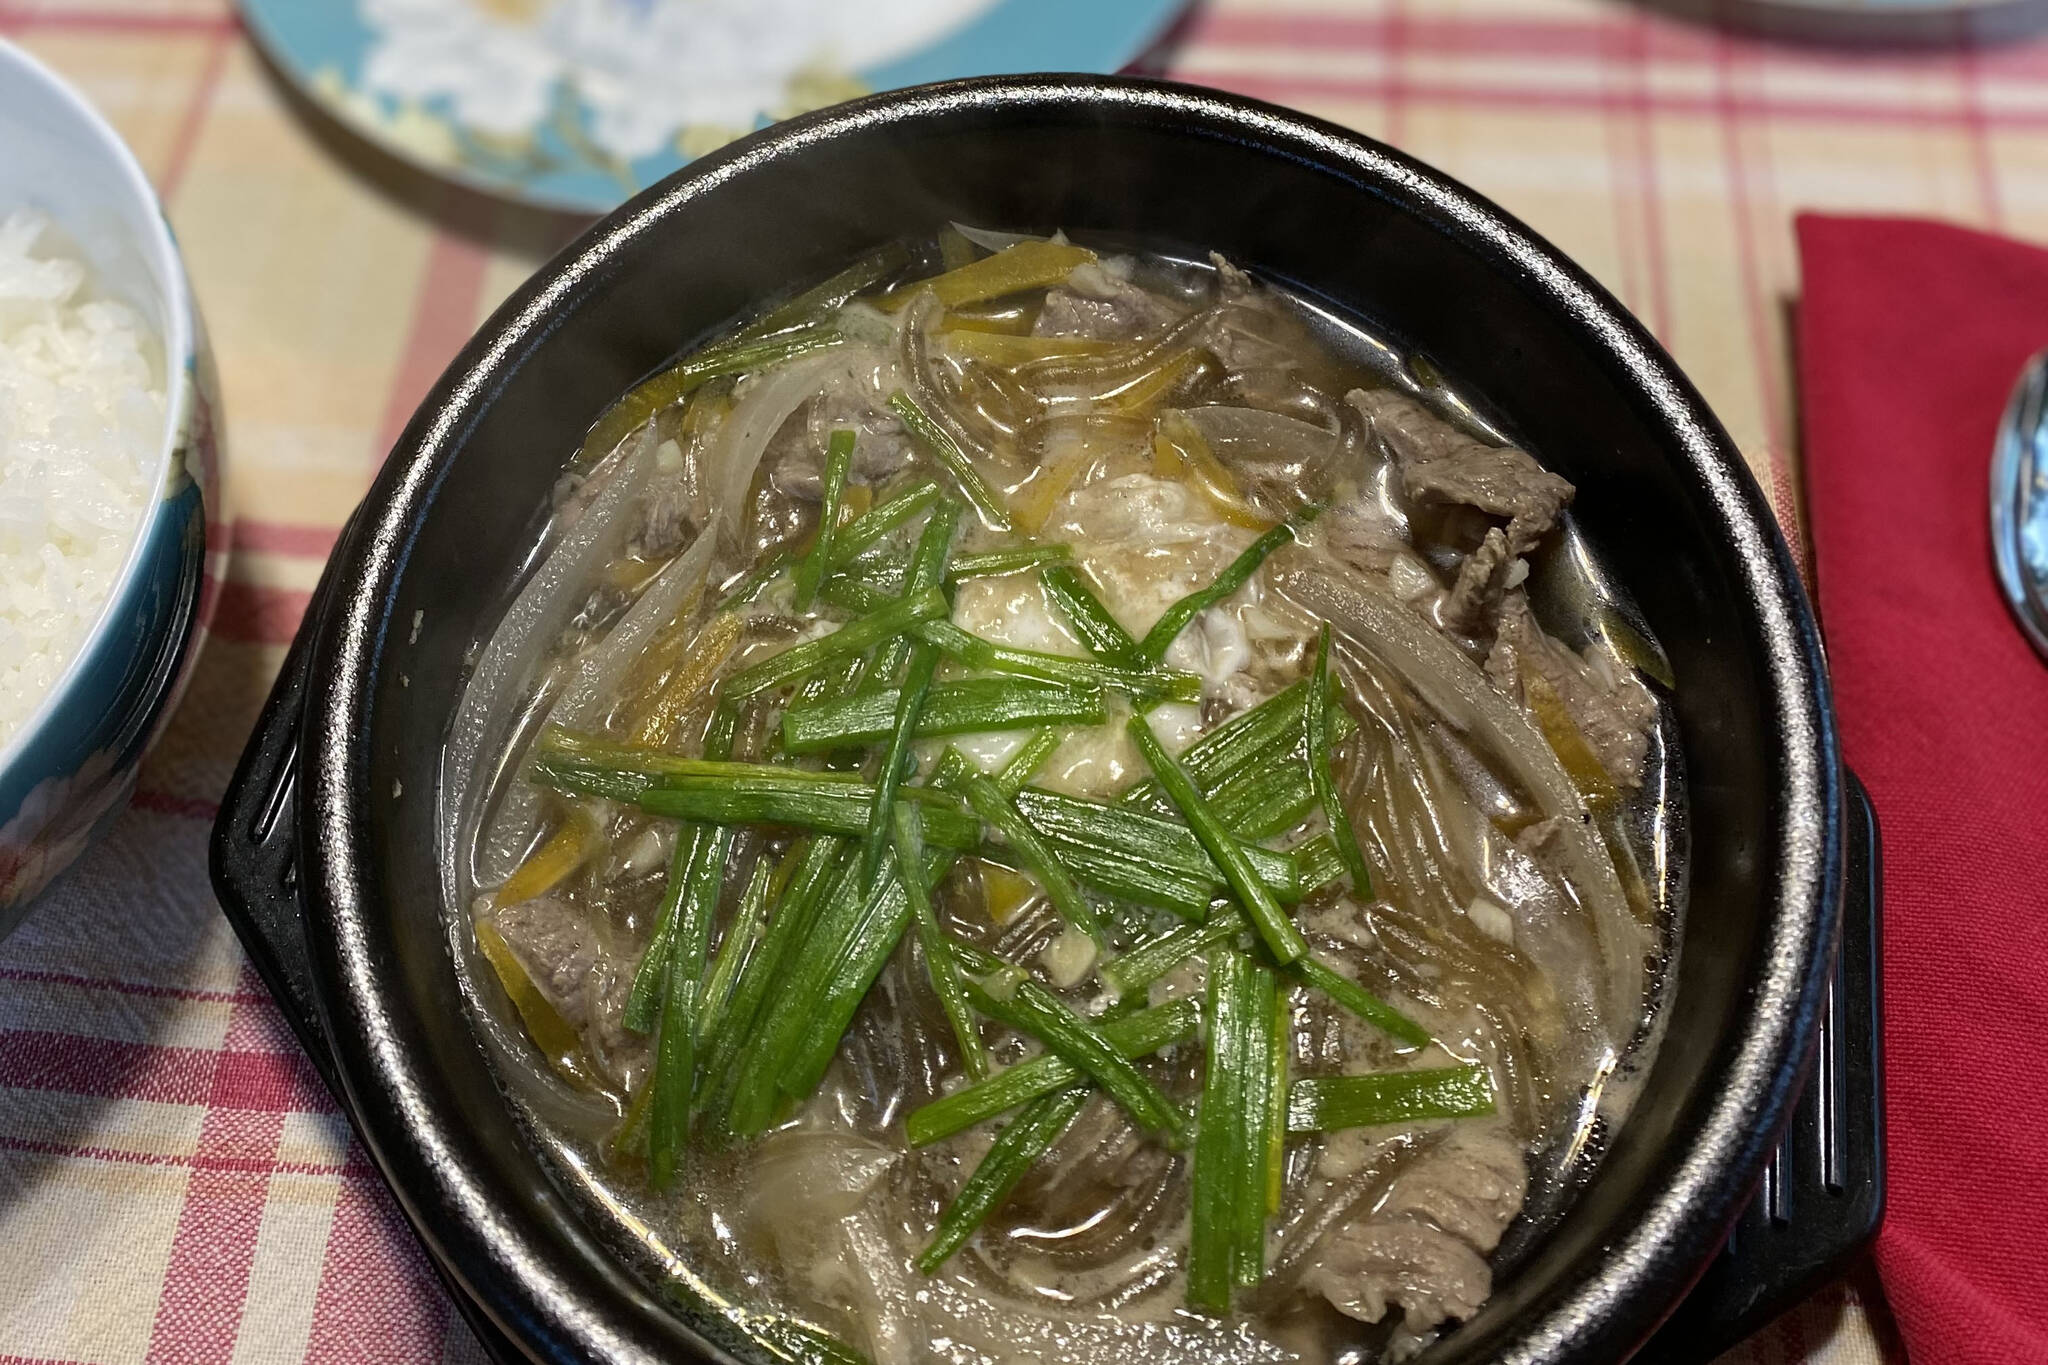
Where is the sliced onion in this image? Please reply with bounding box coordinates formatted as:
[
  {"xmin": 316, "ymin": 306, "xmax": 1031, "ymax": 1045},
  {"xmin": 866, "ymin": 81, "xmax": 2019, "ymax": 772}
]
[
  {"xmin": 1274, "ymin": 563, "xmax": 1647, "ymax": 1028},
  {"xmin": 1182, "ymin": 404, "xmax": 1341, "ymax": 511},
  {"xmin": 544, "ymin": 524, "xmax": 717, "ymax": 735},
  {"xmin": 444, "ymin": 429, "xmax": 658, "ymax": 892},
  {"xmin": 1183, "ymin": 404, "xmax": 1336, "ymax": 466},
  {"xmin": 709, "ymin": 347, "xmax": 873, "ymax": 538},
  {"xmin": 949, "ymin": 221, "xmax": 1048, "ymax": 254}
]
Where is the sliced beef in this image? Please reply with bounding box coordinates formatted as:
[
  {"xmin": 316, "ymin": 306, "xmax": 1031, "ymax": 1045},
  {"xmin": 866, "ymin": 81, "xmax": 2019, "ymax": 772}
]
[
  {"xmin": 807, "ymin": 380, "xmax": 919, "ymax": 483},
  {"xmin": 1488, "ymin": 593, "xmax": 1657, "ymax": 788},
  {"xmin": 1441, "ymin": 525, "xmax": 1515, "ymax": 633},
  {"xmin": 1302, "ymin": 1125, "xmax": 1528, "ymax": 1333},
  {"xmin": 492, "ymin": 896, "xmax": 603, "ymax": 1028},
  {"xmin": 1033, "ymin": 264, "xmax": 1184, "ymax": 341},
  {"xmin": 1308, "ymin": 1222, "xmax": 1491, "ymax": 1331},
  {"xmin": 1374, "ymin": 1128, "xmax": 1527, "ymax": 1252},
  {"xmin": 493, "ymin": 896, "xmax": 644, "ymax": 1084},
  {"xmin": 1351, "ymin": 388, "xmax": 1573, "ymax": 558},
  {"xmin": 1316, "ymin": 499, "xmax": 1409, "ymax": 579},
  {"xmin": 636, "ymin": 474, "xmax": 697, "ymax": 562}
]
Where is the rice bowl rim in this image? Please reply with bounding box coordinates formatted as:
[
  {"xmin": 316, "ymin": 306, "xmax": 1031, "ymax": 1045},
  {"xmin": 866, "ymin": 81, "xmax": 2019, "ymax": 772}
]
[{"xmin": 0, "ymin": 36, "xmax": 199, "ymax": 774}]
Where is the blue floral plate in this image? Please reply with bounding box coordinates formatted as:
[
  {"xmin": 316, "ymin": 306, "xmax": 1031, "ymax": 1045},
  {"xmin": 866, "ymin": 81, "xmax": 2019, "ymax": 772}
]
[{"xmin": 238, "ymin": 0, "xmax": 1188, "ymax": 214}]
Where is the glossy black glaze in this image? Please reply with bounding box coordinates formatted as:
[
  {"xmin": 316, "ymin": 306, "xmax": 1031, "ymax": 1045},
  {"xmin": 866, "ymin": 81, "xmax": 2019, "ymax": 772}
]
[{"xmin": 219, "ymin": 77, "xmax": 1859, "ymax": 1363}]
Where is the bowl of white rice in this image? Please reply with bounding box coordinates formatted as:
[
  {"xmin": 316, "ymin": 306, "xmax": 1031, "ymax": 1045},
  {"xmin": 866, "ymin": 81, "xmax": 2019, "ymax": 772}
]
[{"xmin": 0, "ymin": 37, "xmax": 219, "ymax": 937}]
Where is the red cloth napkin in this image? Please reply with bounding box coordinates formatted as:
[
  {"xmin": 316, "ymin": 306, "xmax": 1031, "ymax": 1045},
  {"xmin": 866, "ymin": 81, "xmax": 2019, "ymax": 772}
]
[{"xmin": 1796, "ymin": 214, "xmax": 2048, "ymax": 1365}]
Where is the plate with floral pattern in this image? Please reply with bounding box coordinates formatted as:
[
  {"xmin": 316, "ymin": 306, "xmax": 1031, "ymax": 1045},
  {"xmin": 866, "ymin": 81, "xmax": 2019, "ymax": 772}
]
[{"xmin": 239, "ymin": 0, "xmax": 1189, "ymax": 214}]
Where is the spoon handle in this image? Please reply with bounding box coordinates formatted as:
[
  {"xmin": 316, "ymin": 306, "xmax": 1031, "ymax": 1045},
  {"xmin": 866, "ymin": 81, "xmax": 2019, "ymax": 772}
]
[{"xmin": 1991, "ymin": 348, "xmax": 2048, "ymax": 660}]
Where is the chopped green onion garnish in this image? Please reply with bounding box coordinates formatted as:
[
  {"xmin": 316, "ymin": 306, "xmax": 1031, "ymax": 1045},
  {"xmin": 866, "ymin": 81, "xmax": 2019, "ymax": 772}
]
[
  {"xmin": 624, "ymin": 832, "xmax": 695, "ymax": 1035},
  {"xmin": 722, "ymin": 855, "xmax": 867, "ymax": 1134},
  {"xmin": 734, "ymin": 242, "xmax": 908, "ymax": 342},
  {"xmin": 696, "ymin": 838, "xmax": 845, "ymax": 1128},
  {"xmin": 862, "ymin": 503, "xmax": 958, "ymax": 886},
  {"xmin": 1293, "ymin": 957, "xmax": 1431, "ymax": 1051},
  {"xmin": 961, "ymin": 773, "xmax": 1104, "ymax": 945},
  {"xmin": 842, "ymin": 543, "xmax": 1073, "ymax": 594},
  {"xmin": 529, "ymin": 750, "xmax": 983, "ymax": 850},
  {"xmin": 777, "ymin": 852, "xmax": 923, "ymax": 1104},
  {"xmin": 894, "ymin": 803, "xmax": 988, "ymax": 1081},
  {"xmin": 916, "ymin": 1086, "xmax": 1090, "ymax": 1273},
  {"xmin": 579, "ymin": 325, "xmax": 842, "ymax": 464},
  {"xmin": 1236, "ymin": 961, "xmax": 1281, "ymax": 1285},
  {"xmin": 1012, "ymin": 788, "xmax": 1308, "ymax": 915},
  {"xmin": 960, "ymin": 961, "xmax": 1187, "ymax": 1147},
  {"xmin": 696, "ymin": 855, "xmax": 775, "ymax": 1043},
  {"xmin": 648, "ymin": 816, "xmax": 732, "ymax": 1188},
  {"xmin": 647, "ymin": 934, "xmax": 699, "ymax": 1188},
  {"xmin": 622, "ymin": 705, "xmax": 738, "ymax": 1034},
  {"xmin": 1262, "ymin": 983, "xmax": 1289, "ymax": 1214},
  {"xmin": 1127, "ymin": 715, "xmax": 1309, "ymax": 965},
  {"xmin": 866, "ymin": 640, "xmax": 939, "ymax": 887},
  {"xmin": 1040, "ymin": 563, "xmax": 1141, "ymax": 666},
  {"xmin": 818, "ymin": 576, "xmax": 1201, "ymax": 702},
  {"xmin": 781, "ymin": 681, "xmax": 1103, "ymax": 754},
  {"xmin": 1136, "ymin": 521, "xmax": 1296, "ymax": 664},
  {"xmin": 953, "ymin": 544, "xmax": 1071, "ymax": 579},
  {"xmin": 1308, "ymin": 624, "xmax": 1372, "ymax": 895},
  {"xmin": 1285, "ymin": 1065, "xmax": 1495, "ymax": 1133},
  {"xmin": 1102, "ymin": 910, "xmax": 1245, "ymax": 999},
  {"xmin": 829, "ymin": 479, "xmax": 943, "ymax": 566},
  {"xmin": 1189, "ymin": 948, "xmax": 1251, "ymax": 1312},
  {"xmin": 889, "ymin": 390, "xmax": 1012, "ymax": 530},
  {"xmin": 1119, "ymin": 676, "xmax": 1355, "ymax": 832},
  {"xmin": 793, "ymin": 429, "xmax": 856, "ymax": 611},
  {"xmin": 994, "ymin": 728, "xmax": 1062, "ymax": 795},
  {"xmin": 904, "ymin": 998, "xmax": 1199, "ymax": 1146},
  {"xmin": 864, "ymin": 500, "xmax": 959, "ymax": 689},
  {"xmin": 722, "ymin": 585, "xmax": 947, "ymax": 698}
]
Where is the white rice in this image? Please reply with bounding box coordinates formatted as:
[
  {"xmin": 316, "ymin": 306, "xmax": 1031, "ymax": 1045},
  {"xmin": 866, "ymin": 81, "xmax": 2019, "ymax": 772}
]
[{"xmin": 0, "ymin": 210, "xmax": 164, "ymax": 748}]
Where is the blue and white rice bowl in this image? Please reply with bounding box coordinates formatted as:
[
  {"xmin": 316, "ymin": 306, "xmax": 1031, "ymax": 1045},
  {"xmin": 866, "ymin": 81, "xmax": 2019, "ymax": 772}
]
[{"xmin": 0, "ymin": 37, "xmax": 220, "ymax": 937}]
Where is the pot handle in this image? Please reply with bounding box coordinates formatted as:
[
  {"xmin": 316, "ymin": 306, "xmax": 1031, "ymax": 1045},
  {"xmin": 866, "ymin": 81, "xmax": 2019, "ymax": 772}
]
[
  {"xmin": 1639, "ymin": 768, "xmax": 1886, "ymax": 1363},
  {"xmin": 208, "ymin": 581, "xmax": 344, "ymax": 1102},
  {"xmin": 207, "ymin": 554, "xmax": 537, "ymax": 1365}
]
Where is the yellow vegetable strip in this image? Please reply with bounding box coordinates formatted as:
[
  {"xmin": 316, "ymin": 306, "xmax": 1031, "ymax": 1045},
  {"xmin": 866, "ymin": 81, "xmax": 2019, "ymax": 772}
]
[
  {"xmin": 1155, "ymin": 412, "xmax": 1271, "ymax": 531},
  {"xmin": 1522, "ymin": 666, "xmax": 1619, "ymax": 810},
  {"xmin": 476, "ymin": 918, "xmax": 588, "ymax": 1082},
  {"xmin": 880, "ymin": 240, "xmax": 1095, "ymax": 312},
  {"xmin": 629, "ymin": 611, "xmax": 742, "ymax": 749},
  {"xmin": 494, "ymin": 807, "xmax": 600, "ymax": 907},
  {"xmin": 943, "ymin": 331, "xmax": 1127, "ymax": 368},
  {"xmin": 1093, "ymin": 348, "xmax": 1201, "ymax": 416}
]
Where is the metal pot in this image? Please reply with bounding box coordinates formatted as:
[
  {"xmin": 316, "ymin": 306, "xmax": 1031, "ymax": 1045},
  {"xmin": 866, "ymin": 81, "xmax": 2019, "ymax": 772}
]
[{"xmin": 211, "ymin": 75, "xmax": 1881, "ymax": 1365}]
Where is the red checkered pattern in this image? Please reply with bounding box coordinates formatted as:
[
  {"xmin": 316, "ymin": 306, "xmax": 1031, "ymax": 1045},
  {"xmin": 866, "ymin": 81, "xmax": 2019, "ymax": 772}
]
[{"xmin": 0, "ymin": 0, "xmax": 1955, "ymax": 1358}]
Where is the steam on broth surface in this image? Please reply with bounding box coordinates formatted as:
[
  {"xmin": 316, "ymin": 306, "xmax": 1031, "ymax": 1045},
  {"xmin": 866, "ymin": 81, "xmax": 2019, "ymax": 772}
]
[{"xmin": 443, "ymin": 228, "xmax": 1682, "ymax": 1365}]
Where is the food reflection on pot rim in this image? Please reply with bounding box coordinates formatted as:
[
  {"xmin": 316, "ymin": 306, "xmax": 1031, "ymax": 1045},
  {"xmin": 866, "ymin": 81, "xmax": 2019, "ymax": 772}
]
[{"xmin": 439, "ymin": 226, "xmax": 1684, "ymax": 1365}]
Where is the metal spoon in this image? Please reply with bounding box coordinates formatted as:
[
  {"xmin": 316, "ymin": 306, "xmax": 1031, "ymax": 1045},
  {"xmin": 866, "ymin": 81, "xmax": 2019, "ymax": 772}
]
[{"xmin": 1991, "ymin": 348, "xmax": 2048, "ymax": 659}]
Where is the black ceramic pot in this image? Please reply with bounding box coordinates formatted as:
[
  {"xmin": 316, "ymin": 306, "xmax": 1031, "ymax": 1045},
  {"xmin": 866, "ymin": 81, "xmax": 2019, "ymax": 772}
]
[{"xmin": 212, "ymin": 76, "xmax": 1881, "ymax": 1365}]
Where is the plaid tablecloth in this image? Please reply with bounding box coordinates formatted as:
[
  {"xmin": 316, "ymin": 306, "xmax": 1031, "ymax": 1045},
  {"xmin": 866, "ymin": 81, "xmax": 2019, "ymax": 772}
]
[{"xmin": 0, "ymin": 0, "xmax": 1970, "ymax": 1358}]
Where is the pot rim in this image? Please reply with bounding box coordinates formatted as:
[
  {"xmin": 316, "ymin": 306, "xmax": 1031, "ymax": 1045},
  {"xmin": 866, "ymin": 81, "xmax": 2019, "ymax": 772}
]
[{"xmin": 297, "ymin": 73, "xmax": 1843, "ymax": 1364}]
